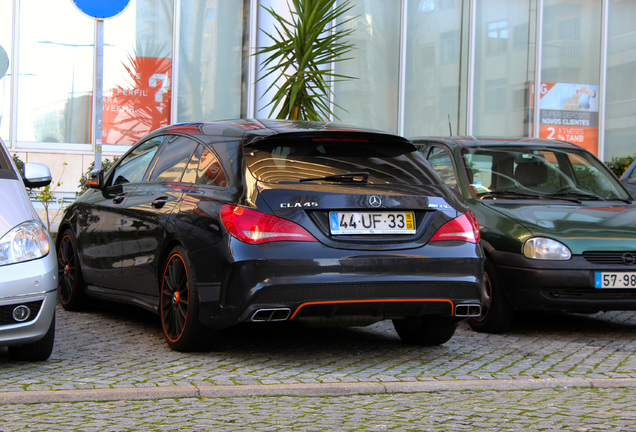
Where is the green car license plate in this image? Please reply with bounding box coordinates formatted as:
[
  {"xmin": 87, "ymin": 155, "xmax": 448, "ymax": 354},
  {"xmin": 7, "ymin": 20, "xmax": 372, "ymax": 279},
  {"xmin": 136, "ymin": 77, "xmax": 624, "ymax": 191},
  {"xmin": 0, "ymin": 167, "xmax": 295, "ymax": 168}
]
[
  {"xmin": 595, "ymin": 272, "xmax": 636, "ymax": 289},
  {"xmin": 329, "ymin": 211, "xmax": 416, "ymax": 235}
]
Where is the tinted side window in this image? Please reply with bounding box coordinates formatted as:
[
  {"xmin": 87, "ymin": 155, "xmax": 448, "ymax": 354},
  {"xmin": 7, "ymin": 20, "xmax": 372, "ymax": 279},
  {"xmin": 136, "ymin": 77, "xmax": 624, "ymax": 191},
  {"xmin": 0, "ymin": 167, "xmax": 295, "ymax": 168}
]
[
  {"xmin": 464, "ymin": 153, "xmax": 494, "ymax": 191},
  {"xmin": 183, "ymin": 145, "xmax": 229, "ymax": 187},
  {"xmin": 629, "ymin": 165, "xmax": 636, "ymax": 182},
  {"xmin": 149, "ymin": 136, "xmax": 198, "ymax": 182},
  {"xmin": 0, "ymin": 143, "xmax": 11, "ymax": 170},
  {"xmin": 0, "ymin": 143, "xmax": 17, "ymax": 180},
  {"xmin": 565, "ymin": 152, "xmax": 622, "ymax": 198},
  {"xmin": 427, "ymin": 146, "xmax": 457, "ymax": 189},
  {"xmin": 111, "ymin": 137, "xmax": 164, "ymax": 185}
]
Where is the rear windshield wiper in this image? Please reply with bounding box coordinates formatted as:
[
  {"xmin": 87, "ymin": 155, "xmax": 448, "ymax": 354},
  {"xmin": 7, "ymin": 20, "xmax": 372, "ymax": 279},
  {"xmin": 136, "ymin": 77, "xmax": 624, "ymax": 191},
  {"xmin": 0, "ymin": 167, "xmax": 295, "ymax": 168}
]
[{"xmin": 299, "ymin": 172, "xmax": 369, "ymax": 183}]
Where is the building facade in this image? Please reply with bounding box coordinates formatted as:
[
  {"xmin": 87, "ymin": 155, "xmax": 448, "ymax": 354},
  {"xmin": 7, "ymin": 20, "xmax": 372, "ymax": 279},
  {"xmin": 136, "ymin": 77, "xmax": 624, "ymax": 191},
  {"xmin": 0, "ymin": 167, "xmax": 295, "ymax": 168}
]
[{"xmin": 0, "ymin": 0, "xmax": 634, "ymax": 197}]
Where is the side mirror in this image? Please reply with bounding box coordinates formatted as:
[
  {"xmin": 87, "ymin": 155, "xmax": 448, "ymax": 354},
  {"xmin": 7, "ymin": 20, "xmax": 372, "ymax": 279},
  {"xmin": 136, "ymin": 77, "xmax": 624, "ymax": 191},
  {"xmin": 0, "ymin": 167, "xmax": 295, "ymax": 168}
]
[
  {"xmin": 22, "ymin": 162, "xmax": 52, "ymax": 189},
  {"xmin": 86, "ymin": 169, "xmax": 104, "ymax": 190}
]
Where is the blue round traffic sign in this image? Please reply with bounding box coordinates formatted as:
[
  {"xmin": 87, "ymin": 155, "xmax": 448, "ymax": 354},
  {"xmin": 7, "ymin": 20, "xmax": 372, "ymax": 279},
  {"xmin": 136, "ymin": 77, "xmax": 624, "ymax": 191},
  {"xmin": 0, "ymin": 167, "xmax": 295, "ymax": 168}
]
[{"xmin": 71, "ymin": 0, "xmax": 131, "ymax": 19}]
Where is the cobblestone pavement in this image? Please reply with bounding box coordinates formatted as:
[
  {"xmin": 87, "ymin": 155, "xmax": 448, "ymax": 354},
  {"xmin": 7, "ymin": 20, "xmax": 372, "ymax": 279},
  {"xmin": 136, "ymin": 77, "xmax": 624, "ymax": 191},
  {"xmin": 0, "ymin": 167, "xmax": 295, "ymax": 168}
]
[
  {"xmin": 1, "ymin": 387, "xmax": 636, "ymax": 431},
  {"xmin": 0, "ymin": 305, "xmax": 635, "ymax": 430}
]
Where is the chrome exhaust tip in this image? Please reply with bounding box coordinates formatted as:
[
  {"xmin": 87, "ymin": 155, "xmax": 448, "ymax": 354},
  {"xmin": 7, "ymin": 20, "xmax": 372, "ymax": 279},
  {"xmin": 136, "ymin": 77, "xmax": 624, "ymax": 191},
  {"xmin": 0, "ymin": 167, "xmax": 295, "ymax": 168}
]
[
  {"xmin": 455, "ymin": 304, "xmax": 481, "ymax": 317},
  {"xmin": 250, "ymin": 308, "xmax": 292, "ymax": 322}
]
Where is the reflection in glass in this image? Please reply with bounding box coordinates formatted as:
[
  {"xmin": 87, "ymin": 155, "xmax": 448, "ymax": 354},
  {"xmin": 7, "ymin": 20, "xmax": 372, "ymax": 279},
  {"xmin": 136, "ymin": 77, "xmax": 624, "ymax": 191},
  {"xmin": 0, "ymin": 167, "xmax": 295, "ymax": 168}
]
[
  {"xmin": 605, "ymin": 0, "xmax": 636, "ymax": 159},
  {"xmin": 0, "ymin": 1, "xmax": 11, "ymax": 140},
  {"xmin": 17, "ymin": 0, "xmax": 94, "ymax": 143},
  {"xmin": 474, "ymin": 0, "xmax": 533, "ymax": 136},
  {"xmin": 103, "ymin": 0, "xmax": 174, "ymax": 145},
  {"xmin": 178, "ymin": 0, "xmax": 245, "ymax": 123},
  {"xmin": 404, "ymin": 0, "xmax": 462, "ymax": 137},
  {"xmin": 463, "ymin": 146, "xmax": 629, "ymax": 201},
  {"xmin": 333, "ymin": 1, "xmax": 400, "ymax": 133},
  {"xmin": 245, "ymin": 137, "xmax": 437, "ymax": 186}
]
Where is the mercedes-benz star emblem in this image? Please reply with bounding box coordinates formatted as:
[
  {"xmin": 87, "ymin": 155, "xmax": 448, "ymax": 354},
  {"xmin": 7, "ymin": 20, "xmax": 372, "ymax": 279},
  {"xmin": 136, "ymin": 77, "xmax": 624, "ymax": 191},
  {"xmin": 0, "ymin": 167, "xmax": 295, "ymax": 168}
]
[
  {"xmin": 622, "ymin": 252, "xmax": 635, "ymax": 266},
  {"xmin": 368, "ymin": 195, "xmax": 382, "ymax": 208}
]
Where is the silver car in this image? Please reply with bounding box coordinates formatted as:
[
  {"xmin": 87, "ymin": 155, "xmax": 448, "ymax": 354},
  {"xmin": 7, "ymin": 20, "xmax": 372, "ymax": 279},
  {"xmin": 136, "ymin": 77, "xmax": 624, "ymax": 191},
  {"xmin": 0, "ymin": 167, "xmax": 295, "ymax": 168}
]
[{"xmin": 0, "ymin": 138, "xmax": 56, "ymax": 361}]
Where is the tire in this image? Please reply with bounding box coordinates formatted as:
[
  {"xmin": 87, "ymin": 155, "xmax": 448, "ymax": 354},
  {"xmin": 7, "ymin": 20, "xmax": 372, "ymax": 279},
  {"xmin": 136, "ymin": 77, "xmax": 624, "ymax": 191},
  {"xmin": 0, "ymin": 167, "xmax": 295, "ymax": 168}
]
[
  {"xmin": 160, "ymin": 246, "xmax": 212, "ymax": 352},
  {"xmin": 393, "ymin": 315, "xmax": 458, "ymax": 346},
  {"xmin": 8, "ymin": 314, "xmax": 55, "ymax": 361},
  {"xmin": 57, "ymin": 229, "xmax": 92, "ymax": 311},
  {"xmin": 467, "ymin": 258, "xmax": 514, "ymax": 333}
]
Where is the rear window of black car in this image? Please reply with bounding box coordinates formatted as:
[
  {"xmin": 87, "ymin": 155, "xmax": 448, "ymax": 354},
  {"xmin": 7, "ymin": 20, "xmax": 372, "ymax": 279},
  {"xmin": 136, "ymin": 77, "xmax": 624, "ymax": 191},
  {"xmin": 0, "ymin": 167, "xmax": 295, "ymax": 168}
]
[{"xmin": 245, "ymin": 135, "xmax": 439, "ymax": 185}]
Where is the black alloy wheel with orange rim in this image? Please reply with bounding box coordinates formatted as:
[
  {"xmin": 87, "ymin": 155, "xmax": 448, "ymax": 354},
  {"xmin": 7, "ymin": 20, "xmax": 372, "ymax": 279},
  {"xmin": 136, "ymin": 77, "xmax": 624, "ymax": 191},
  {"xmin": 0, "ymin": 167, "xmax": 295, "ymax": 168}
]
[
  {"xmin": 160, "ymin": 245, "xmax": 209, "ymax": 351},
  {"xmin": 57, "ymin": 229, "xmax": 90, "ymax": 311}
]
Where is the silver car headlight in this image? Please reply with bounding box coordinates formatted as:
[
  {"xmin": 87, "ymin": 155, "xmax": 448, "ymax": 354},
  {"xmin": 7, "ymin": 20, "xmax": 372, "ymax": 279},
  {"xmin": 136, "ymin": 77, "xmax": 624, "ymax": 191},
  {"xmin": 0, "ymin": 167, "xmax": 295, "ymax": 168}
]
[
  {"xmin": 523, "ymin": 237, "xmax": 571, "ymax": 260},
  {"xmin": 0, "ymin": 221, "xmax": 50, "ymax": 266}
]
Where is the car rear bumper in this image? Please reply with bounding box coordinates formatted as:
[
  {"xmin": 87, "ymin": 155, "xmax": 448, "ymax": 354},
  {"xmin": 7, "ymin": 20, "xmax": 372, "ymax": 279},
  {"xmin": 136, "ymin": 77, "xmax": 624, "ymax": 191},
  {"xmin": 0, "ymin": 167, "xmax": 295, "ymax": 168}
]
[
  {"xmin": 493, "ymin": 251, "xmax": 636, "ymax": 312},
  {"xmin": 197, "ymin": 241, "xmax": 484, "ymax": 328},
  {"xmin": 0, "ymin": 253, "xmax": 57, "ymax": 346}
]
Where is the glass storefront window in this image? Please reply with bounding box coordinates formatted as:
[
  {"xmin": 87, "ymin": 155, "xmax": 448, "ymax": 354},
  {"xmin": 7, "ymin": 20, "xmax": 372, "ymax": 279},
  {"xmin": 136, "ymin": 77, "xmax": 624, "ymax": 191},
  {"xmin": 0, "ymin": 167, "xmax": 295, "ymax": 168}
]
[
  {"xmin": 16, "ymin": 0, "xmax": 94, "ymax": 143},
  {"xmin": 4, "ymin": 0, "xmax": 636, "ymax": 166},
  {"xmin": 538, "ymin": 0, "xmax": 602, "ymax": 155},
  {"xmin": 0, "ymin": 1, "xmax": 11, "ymax": 141},
  {"xmin": 177, "ymin": 0, "xmax": 245, "ymax": 123},
  {"xmin": 333, "ymin": 1, "xmax": 401, "ymax": 133},
  {"xmin": 102, "ymin": 0, "xmax": 174, "ymax": 145},
  {"xmin": 254, "ymin": 0, "xmax": 291, "ymax": 118},
  {"xmin": 605, "ymin": 0, "xmax": 636, "ymax": 160},
  {"xmin": 403, "ymin": 0, "xmax": 463, "ymax": 137},
  {"xmin": 473, "ymin": 0, "xmax": 534, "ymax": 137}
]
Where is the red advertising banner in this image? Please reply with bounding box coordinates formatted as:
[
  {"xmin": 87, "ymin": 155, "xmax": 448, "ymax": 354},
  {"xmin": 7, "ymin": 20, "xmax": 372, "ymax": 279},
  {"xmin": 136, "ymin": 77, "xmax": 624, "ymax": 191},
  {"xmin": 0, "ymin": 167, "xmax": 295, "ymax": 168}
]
[
  {"xmin": 102, "ymin": 56, "xmax": 172, "ymax": 145},
  {"xmin": 531, "ymin": 82, "xmax": 600, "ymax": 155}
]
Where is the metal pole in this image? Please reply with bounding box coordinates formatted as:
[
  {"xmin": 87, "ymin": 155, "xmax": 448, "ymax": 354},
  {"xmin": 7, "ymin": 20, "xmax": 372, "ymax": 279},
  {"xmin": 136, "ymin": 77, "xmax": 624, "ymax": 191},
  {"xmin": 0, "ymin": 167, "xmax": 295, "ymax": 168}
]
[
  {"xmin": 397, "ymin": 0, "xmax": 408, "ymax": 136},
  {"xmin": 532, "ymin": 0, "xmax": 544, "ymax": 139},
  {"xmin": 247, "ymin": 0, "xmax": 259, "ymax": 118},
  {"xmin": 92, "ymin": 18, "xmax": 104, "ymax": 170},
  {"xmin": 171, "ymin": 0, "xmax": 181, "ymax": 124},
  {"xmin": 466, "ymin": 0, "xmax": 475, "ymax": 135},
  {"xmin": 598, "ymin": 0, "xmax": 609, "ymax": 159}
]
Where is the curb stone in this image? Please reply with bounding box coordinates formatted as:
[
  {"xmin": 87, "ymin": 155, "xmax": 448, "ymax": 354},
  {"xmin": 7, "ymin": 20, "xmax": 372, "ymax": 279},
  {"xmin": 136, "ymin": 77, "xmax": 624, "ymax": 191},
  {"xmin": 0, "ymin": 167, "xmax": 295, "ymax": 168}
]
[{"xmin": 1, "ymin": 377, "xmax": 636, "ymax": 405}]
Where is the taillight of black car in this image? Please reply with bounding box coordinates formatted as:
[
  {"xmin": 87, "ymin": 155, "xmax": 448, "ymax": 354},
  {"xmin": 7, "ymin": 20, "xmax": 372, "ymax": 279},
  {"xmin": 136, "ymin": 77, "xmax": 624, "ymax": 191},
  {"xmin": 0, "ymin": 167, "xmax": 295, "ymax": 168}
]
[
  {"xmin": 430, "ymin": 210, "xmax": 480, "ymax": 244},
  {"xmin": 220, "ymin": 204, "xmax": 318, "ymax": 244}
]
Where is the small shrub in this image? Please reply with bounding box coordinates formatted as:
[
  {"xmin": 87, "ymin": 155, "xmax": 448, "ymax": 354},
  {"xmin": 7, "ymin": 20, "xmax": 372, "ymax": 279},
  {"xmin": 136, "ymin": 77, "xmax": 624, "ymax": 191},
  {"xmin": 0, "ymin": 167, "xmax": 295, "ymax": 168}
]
[
  {"xmin": 12, "ymin": 153, "xmax": 24, "ymax": 171},
  {"xmin": 605, "ymin": 154, "xmax": 636, "ymax": 178},
  {"xmin": 13, "ymin": 153, "xmax": 65, "ymax": 231}
]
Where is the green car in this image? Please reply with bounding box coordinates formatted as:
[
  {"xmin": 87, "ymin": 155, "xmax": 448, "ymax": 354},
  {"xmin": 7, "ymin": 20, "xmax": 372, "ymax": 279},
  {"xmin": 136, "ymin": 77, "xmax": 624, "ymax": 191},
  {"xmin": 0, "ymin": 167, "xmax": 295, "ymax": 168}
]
[{"xmin": 413, "ymin": 137, "xmax": 636, "ymax": 333}]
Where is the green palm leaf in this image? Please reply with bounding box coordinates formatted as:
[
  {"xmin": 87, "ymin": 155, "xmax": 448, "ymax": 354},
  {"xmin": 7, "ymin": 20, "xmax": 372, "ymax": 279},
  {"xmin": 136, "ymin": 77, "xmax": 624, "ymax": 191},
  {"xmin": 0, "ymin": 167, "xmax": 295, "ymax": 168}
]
[{"xmin": 255, "ymin": 0, "xmax": 356, "ymax": 121}]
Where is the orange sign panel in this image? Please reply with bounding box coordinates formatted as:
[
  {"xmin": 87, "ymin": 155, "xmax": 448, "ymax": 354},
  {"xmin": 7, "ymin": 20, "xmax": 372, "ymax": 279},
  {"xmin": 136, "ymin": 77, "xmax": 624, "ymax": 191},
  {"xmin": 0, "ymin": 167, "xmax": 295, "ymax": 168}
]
[{"xmin": 103, "ymin": 57, "xmax": 172, "ymax": 145}]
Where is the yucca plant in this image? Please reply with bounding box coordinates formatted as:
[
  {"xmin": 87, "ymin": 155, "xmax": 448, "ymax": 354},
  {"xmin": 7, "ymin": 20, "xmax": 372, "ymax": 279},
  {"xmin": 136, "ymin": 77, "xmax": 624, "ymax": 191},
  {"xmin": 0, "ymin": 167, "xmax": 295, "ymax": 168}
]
[{"xmin": 256, "ymin": 0, "xmax": 356, "ymax": 121}]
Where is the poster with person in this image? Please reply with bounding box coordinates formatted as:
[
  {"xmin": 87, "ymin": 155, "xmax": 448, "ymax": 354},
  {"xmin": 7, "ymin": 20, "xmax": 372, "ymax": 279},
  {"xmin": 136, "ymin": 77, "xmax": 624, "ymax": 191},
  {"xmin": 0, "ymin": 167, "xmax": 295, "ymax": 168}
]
[{"xmin": 534, "ymin": 82, "xmax": 600, "ymax": 154}]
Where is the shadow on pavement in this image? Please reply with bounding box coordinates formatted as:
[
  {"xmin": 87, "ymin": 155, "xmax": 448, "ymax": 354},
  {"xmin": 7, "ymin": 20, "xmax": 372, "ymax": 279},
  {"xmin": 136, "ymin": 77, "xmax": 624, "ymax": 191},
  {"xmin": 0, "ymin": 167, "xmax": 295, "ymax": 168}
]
[{"xmin": 67, "ymin": 301, "xmax": 636, "ymax": 355}]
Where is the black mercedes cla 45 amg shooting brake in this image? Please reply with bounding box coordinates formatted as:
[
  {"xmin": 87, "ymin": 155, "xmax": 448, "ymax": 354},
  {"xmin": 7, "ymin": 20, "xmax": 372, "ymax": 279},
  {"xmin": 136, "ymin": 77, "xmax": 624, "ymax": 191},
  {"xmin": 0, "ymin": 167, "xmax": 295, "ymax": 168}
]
[{"xmin": 56, "ymin": 119, "xmax": 483, "ymax": 351}]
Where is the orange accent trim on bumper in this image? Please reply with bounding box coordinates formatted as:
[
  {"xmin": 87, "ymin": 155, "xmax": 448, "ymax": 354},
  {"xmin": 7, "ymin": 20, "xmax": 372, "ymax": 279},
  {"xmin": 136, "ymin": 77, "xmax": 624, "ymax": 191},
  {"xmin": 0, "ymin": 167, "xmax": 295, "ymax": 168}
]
[{"xmin": 290, "ymin": 298, "xmax": 455, "ymax": 320}]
